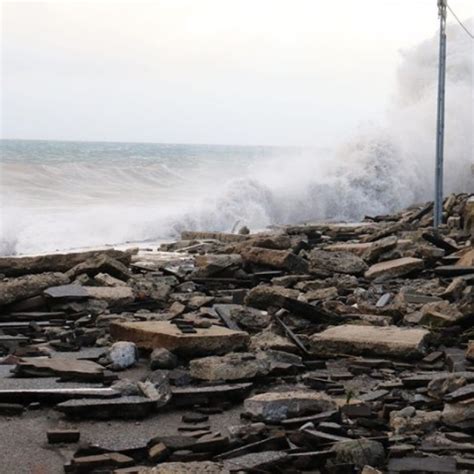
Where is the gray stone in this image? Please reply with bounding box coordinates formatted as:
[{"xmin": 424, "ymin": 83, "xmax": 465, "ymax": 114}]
[
  {"xmin": 150, "ymin": 348, "xmax": 179, "ymax": 370},
  {"xmin": 108, "ymin": 341, "xmax": 138, "ymax": 370},
  {"xmin": 44, "ymin": 284, "xmax": 88, "ymax": 299}
]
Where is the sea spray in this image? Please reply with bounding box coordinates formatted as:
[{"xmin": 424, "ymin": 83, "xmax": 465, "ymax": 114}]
[{"xmin": 0, "ymin": 20, "xmax": 472, "ymax": 255}]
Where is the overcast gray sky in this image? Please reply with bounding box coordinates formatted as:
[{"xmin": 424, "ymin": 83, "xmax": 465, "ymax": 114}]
[{"xmin": 1, "ymin": 0, "xmax": 473, "ymax": 146}]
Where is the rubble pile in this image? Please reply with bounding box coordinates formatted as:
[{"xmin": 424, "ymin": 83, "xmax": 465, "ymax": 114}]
[{"xmin": 0, "ymin": 193, "xmax": 473, "ymax": 473}]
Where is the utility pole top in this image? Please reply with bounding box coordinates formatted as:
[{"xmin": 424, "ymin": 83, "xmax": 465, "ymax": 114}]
[{"xmin": 438, "ymin": 0, "xmax": 447, "ymax": 17}]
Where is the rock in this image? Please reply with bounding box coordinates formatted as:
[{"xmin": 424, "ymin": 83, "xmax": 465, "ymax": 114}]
[
  {"xmin": 388, "ymin": 455, "xmax": 456, "ymax": 473},
  {"xmin": 108, "ymin": 341, "xmax": 138, "ymax": 370},
  {"xmin": 190, "ymin": 352, "xmax": 270, "ymax": 381},
  {"xmin": 249, "ymin": 327, "xmax": 297, "ymax": 353},
  {"xmin": 324, "ymin": 242, "xmax": 372, "ymax": 256},
  {"xmin": 362, "ymin": 235, "xmax": 398, "ymax": 263},
  {"xmin": 365, "ymin": 257, "xmax": 424, "ymax": 280},
  {"xmin": 71, "ymin": 452, "xmax": 134, "ymax": 470},
  {"xmin": 427, "ymin": 374, "xmax": 466, "ymax": 399},
  {"xmin": 150, "ymin": 348, "xmax": 179, "ymax": 370},
  {"xmin": 44, "ymin": 284, "xmax": 88, "ymax": 299},
  {"xmin": 85, "ymin": 286, "xmax": 134, "ymax": 305},
  {"xmin": 390, "ymin": 409, "xmax": 441, "ymax": 434},
  {"xmin": 419, "ymin": 300, "xmax": 464, "ymax": 327},
  {"xmin": 238, "ymin": 226, "xmax": 250, "ymax": 235},
  {"xmin": 66, "ymin": 255, "xmax": 132, "ymax": 281},
  {"xmin": 14, "ymin": 358, "xmax": 105, "ymax": 381},
  {"xmin": 331, "ymin": 439, "xmax": 385, "ymax": 468},
  {"xmin": 240, "ymin": 247, "xmax": 309, "ymax": 273},
  {"xmin": 229, "ymin": 306, "xmax": 271, "ymax": 331},
  {"xmin": 0, "ymin": 249, "xmax": 132, "ymax": 277},
  {"xmin": 244, "ymin": 390, "xmax": 337, "ymax": 422},
  {"xmin": 466, "ymin": 341, "xmax": 474, "ymax": 361},
  {"xmin": 309, "ymin": 249, "xmax": 368, "ymax": 275},
  {"xmin": 464, "ymin": 196, "xmax": 474, "ymax": 236},
  {"xmin": 245, "ymin": 285, "xmax": 336, "ymax": 322},
  {"xmin": 443, "ymin": 401, "xmax": 474, "ymax": 428},
  {"xmin": 110, "ymin": 321, "xmax": 249, "ymax": 356},
  {"xmin": 304, "ymin": 286, "xmax": 338, "ymax": 301},
  {"xmin": 193, "ymin": 254, "xmax": 242, "ymax": 277},
  {"xmin": 148, "ymin": 442, "xmax": 169, "ymax": 462},
  {"xmin": 309, "ymin": 325, "xmax": 430, "ymax": 359},
  {"xmin": 245, "ymin": 285, "xmax": 299, "ymax": 309},
  {"xmin": 0, "ymin": 272, "xmax": 70, "ymax": 306},
  {"xmin": 94, "ymin": 272, "xmax": 128, "ymax": 287}
]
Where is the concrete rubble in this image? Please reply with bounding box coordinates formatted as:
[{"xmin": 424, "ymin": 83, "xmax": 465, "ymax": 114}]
[{"xmin": 0, "ymin": 192, "xmax": 473, "ymax": 473}]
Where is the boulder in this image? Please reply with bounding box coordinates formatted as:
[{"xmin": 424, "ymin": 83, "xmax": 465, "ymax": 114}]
[
  {"xmin": 190, "ymin": 352, "xmax": 270, "ymax": 381},
  {"xmin": 427, "ymin": 374, "xmax": 466, "ymax": 399},
  {"xmin": 390, "ymin": 408, "xmax": 441, "ymax": 434},
  {"xmin": 0, "ymin": 249, "xmax": 132, "ymax": 277},
  {"xmin": 464, "ymin": 196, "xmax": 474, "ymax": 237},
  {"xmin": 150, "ymin": 348, "xmax": 179, "ymax": 370},
  {"xmin": 229, "ymin": 306, "xmax": 271, "ymax": 331},
  {"xmin": 0, "ymin": 272, "xmax": 69, "ymax": 306},
  {"xmin": 309, "ymin": 325, "xmax": 430, "ymax": 359},
  {"xmin": 466, "ymin": 340, "xmax": 474, "ymax": 361},
  {"xmin": 309, "ymin": 250, "xmax": 368, "ymax": 276},
  {"xmin": 108, "ymin": 341, "xmax": 138, "ymax": 370},
  {"xmin": 443, "ymin": 401, "xmax": 474, "ymax": 428},
  {"xmin": 419, "ymin": 301, "xmax": 465, "ymax": 327},
  {"xmin": 365, "ymin": 257, "xmax": 424, "ymax": 281},
  {"xmin": 110, "ymin": 321, "xmax": 249, "ymax": 356},
  {"xmin": 331, "ymin": 439, "xmax": 385, "ymax": 469},
  {"xmin": 85, "ymin": 286, "xmax": 134, "ymax": 305},
  {"xmin": 362, "ymin": 235, "xmax": 398, "ymax": 263},
  {"xmin": 193, "ymin": 254, "xmax": 242, "ymax": 277},
  {"xmin": 240, "ymin": 247, "xmax": 308, "ymax": 273},
  {"xmin": 94, "ymin": 272, "xmax": 128, "ymax": 287},
  {"xmin": 324, "ymin": 242, "xmax": 372, "ymax": 256},
  {"xmin": 244, "ymin": 390, "xmax": 337, "ymax": 422},
  {"xmin": 249, "ymin": 327, "xmax": 297, "ymax": 353},
  {"xmin": 66, "ymin": 255, "xmax": 132, "ymax": 280}
]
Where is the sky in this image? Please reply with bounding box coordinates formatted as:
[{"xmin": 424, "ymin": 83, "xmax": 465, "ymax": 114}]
[{"xmin": 1, "ymin": 0, "xmax": 473, "ymax": 146}]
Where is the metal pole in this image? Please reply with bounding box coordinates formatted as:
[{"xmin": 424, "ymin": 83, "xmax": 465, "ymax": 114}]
[{"xmin": 434, "ymin": 0, "xmax": 447, "ymax": 228}]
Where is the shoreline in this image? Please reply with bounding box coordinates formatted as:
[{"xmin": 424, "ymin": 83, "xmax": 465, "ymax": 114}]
[{"xmin": 0, "ymin": 193, "xmax": 472, "ymax": 473}]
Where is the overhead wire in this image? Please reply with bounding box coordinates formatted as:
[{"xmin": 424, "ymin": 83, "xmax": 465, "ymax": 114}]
[{"xmin": 447, "ymin": 2, "xmax": 474, "ymax": 39}]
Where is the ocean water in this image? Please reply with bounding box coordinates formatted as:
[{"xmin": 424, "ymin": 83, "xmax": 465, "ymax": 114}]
[{"xmin": 0, "ymin": 19, "xmax": 472, "ymax": 256}]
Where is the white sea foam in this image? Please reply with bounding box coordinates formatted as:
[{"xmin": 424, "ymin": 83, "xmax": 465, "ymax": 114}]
[{"xmin": 0, "ymin": 20, "xmax": 472, "ymax": 255}]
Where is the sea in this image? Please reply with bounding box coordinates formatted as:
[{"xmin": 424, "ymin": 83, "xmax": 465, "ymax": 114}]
[{"xmin": 0, "ymin": 19, "xmax": 472, "ymax": 256}]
